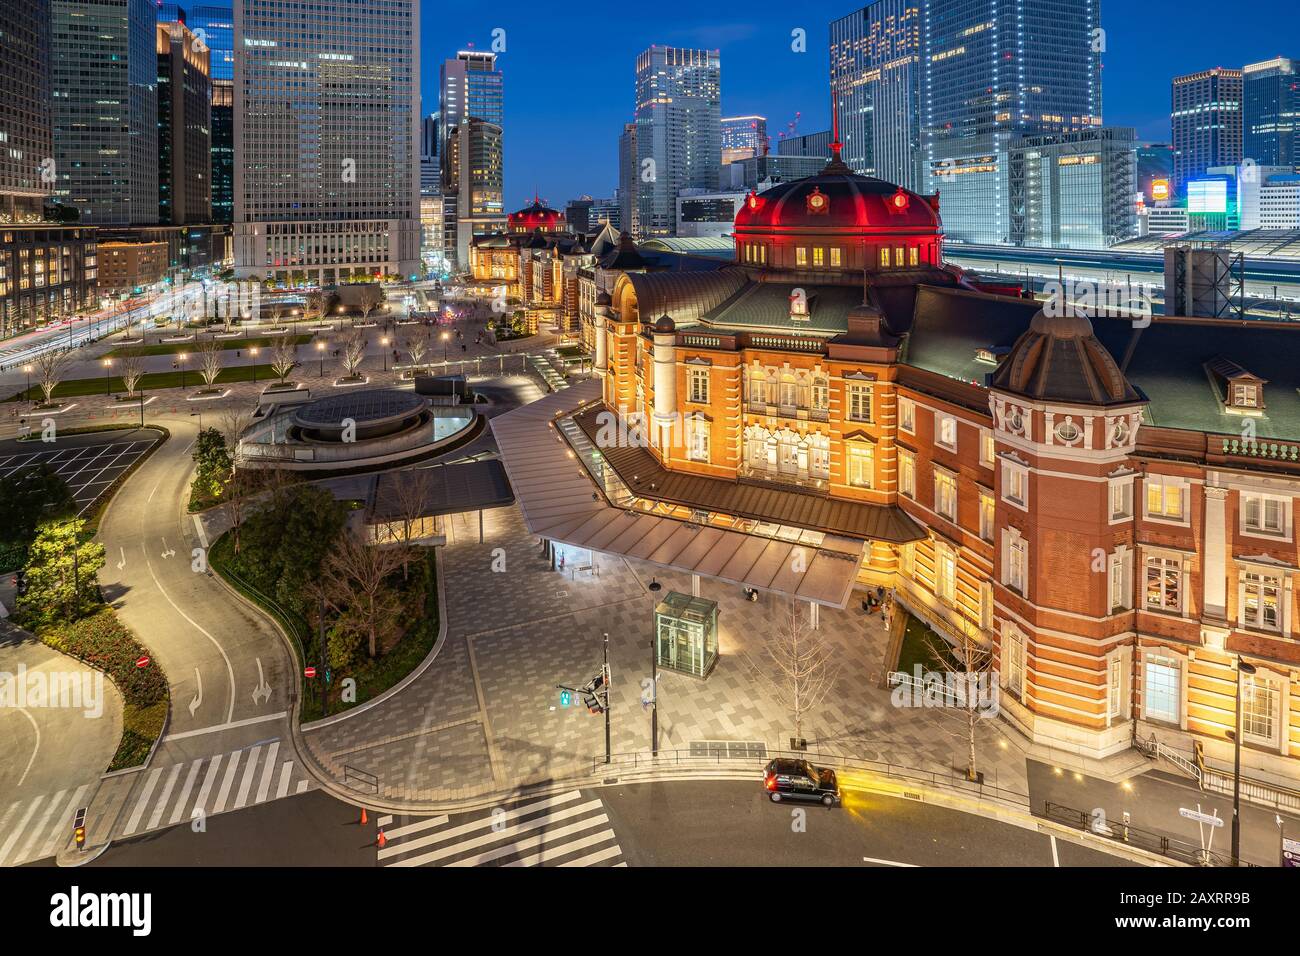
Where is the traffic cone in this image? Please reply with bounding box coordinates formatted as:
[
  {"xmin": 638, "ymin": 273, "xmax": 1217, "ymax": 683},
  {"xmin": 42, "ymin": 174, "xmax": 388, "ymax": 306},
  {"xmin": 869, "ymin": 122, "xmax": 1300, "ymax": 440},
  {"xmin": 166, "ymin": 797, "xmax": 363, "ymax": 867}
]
[
  {"xmin": 360, "ymin": 807, "xmax": 367, "ymax": 826},
  {"xmin": 376, "ymin": 829, "xmax": 387, "ymax": 850}
]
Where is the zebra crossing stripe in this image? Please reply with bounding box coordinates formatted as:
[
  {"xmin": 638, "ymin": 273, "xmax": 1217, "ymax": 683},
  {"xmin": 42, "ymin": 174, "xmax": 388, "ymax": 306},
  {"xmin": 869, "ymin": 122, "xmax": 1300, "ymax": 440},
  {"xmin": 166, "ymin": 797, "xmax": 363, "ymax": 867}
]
[
  {"xmin": 255, "ymin": 742, "xmax": 280, "ymax": 804},
  {"xmin": 556, "ymin": 843, "xmax": 624, "ymax": 868},
  {"xmin": 123, "ymin": 768, "xmax": 163, "ymax": 836},
  {"xmin": 38, "ymin": 785, "xmax": 90, "ymax": 860},
  {"xmin": 212, "ymin": 749, "xmax": 242, "ymax": 813},
  {"xmin": 0, "ymin": 796, "xmax": 45, "ymax": 865},
  {"xmin": 233, "ymin": 745, "xmax": 262, "ymax": 808},
  {"xmin": 504, "ymin": 830, "xmax": 620, "ymax": 868},
  {"xmin": 193, "ymin": 754, "xmax": 223, "ymax": 814},
  {"xmin": 377, "ymin": 792, "xmax": 582, "ymax": 862},
  {"xmin": 14, "ymin": 789, "xmax": 64, "ymax": 864},
  {"xmin": 169, "ymin": 760, "xmax": 204, "ymax": 825},
  {"xmin": 275, "ymin": 762, "xmax": 293, "ymax": 800},
  {"xmin": 445, "ymin": 816, "xmax": 613, "ymax": 868},
  {"xmin": 387, "ymin": 800, "xmax": 606, "ymax": 867},
  {"xmin": 146, "ymin": 763, "xmax": 183, "ymax": 831},
  {"xmin": 382, "ymin": 815, "xmax": 449, "ymax": 841}
]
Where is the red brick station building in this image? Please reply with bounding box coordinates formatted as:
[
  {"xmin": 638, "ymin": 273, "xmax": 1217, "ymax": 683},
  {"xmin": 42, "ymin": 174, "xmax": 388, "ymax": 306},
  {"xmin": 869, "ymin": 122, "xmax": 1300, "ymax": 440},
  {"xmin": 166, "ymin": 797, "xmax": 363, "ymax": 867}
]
[{"xmin": 491, "ymin": 146, "xmax": 1300, "ymax": 787}]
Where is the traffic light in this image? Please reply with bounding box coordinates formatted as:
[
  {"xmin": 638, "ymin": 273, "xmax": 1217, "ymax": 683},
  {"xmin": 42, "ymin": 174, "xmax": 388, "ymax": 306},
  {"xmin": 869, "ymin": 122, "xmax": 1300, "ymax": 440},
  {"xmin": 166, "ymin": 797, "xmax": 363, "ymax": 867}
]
[
  {"xmin": 584, "ymin": 693, "xmax": 604, "ymax": 715},
  {"xmin": 74, "ymin": 826, "xmax": 86, "ymax": 850},
  {"xmin": 559, "ymin": 689, "xmax": 572, "ymax": 708}
]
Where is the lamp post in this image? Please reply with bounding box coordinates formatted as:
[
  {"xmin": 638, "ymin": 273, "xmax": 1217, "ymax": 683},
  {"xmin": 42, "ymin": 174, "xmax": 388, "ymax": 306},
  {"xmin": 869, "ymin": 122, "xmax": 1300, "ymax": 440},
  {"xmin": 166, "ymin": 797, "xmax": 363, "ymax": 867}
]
[
  {"xmin": 178, "ymin": 352, "xmax": 188, "ymax": 391},
  {"xmin": 647, "ymin": 578, "xmax": 662, "ymax": 756},
  {"xmin": 1230, "ymin": 659, "xmax": 1258, "ymax": 865},
  {"xmin": 22, "ymin": 364, "xmax": 31, "ymax": 402},
  {"xmin": 441, "ymin": 330, "xmax": 450, "ymax": 365},
  {"xmin": 381, "ymin": 336, "xmax": 389, "ymax": 372},
  {"xmin": 103, "ymin": 358, "xmax": 113, "ymax": 396},
  {"xmin": 317, "ymin": 341, "xmax": 326, "ymax": 377},
  {"xmin": 249, "ymin": 346, "xmax": 258, "ymax": 385}
]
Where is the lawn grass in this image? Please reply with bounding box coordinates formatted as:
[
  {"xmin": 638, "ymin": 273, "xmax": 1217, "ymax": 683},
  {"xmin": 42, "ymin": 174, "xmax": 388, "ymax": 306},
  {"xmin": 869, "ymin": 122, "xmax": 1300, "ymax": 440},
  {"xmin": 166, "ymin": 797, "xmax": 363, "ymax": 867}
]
[
  {"xmin": 105, "ymin": 333, "xmax": 314, "ymax": 358},
  {"xmin": 6, "ymin": 363, "xmax": 288, "ymax": 402},
  {"xmin": 894, "ymin": 612, "xmax": 958, "ymax": 676}
]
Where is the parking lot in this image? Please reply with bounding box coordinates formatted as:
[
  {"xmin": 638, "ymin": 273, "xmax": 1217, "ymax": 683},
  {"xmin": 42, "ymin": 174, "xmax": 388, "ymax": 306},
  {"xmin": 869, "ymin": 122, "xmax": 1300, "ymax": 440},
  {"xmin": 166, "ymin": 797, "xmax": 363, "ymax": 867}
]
[{"xmin": 0, "ymin": 428, "xmax": 163, "ymax": 515}]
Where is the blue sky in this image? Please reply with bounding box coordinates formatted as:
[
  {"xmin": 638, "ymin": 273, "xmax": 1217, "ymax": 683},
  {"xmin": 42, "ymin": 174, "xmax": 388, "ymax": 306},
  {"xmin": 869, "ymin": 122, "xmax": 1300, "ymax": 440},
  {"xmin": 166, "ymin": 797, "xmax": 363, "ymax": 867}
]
[{"xmin": 420, "ymin": 1, "xmax": 1300, "ymax": 211}]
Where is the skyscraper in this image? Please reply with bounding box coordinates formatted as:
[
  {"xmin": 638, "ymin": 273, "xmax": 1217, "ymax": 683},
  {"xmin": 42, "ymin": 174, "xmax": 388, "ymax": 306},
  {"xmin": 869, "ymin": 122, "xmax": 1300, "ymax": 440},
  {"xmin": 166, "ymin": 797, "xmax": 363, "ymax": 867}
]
[
  {"xmin": 420, "ymin": 113, "xmax": 440, "ymax": 196},
  {"xmin": 618, "ymin": 122, "xmax": 638, "ymax": 237},
  {"xmin": 183, "ymin": 5, "xmax": 235, "ymax": 83},
  {"xmin": 920, "ymin": 0, "xmax": 1102, "ymax": 243},
  {"xmin": 156, "ymin": 20, "xmax": 212, "ymax": 225},
  {"xmin": 51, "ymin": 0, "xmax": 159, "ymax": 225},
  {"xmin": 721, "ymin": 115, "xmax": 767, "ymax": 163},
  {"xmin": 233, "ymin": 0, "xmax": 421, "ymax": 283},
  {"xmin": 440, "ymin": 51, "xmax": 503, "ymax": 193},
  {"xmin": 634, "ymin": 46, "xmax": 721, "ymax": 238},
  {"xmin": 447, "ymin": 118, "xmax": 504, "ymax": 268},
  {"xmin": 210, "ymin": 79, "xmax": 234, "ymax": 224},
  {"xmin": 830, "ymin": 0, "xmax": 923, "ymax": 190},
  {"xmin": 1, "ymin": 0, "xmax": 99, "ymax": 336},
  {"xmin": 1171, "ymin": 67, "xmax": 1243, "ymax": 197},
  {"xmin": 1243, "ymin": 57, "xmax": 1299, "ymax": 168}
]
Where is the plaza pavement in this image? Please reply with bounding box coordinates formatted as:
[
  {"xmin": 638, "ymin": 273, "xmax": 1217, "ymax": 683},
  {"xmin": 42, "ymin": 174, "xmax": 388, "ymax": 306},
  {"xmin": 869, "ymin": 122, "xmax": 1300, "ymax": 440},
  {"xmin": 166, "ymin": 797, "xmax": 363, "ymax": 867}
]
[{"xmin": 301, "ymin": 504, "xmax": 1038, "ymax": 806}]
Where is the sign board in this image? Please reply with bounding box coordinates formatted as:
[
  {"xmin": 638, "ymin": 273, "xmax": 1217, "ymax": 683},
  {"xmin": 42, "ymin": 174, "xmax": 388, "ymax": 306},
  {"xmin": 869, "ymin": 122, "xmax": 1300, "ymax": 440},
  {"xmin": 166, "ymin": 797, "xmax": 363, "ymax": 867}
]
[
  {"xmin": 1179, "ymin": 807, "xmax": 1224, "ymax": 827},
  {"xmin": 1284, "ymin": 836, "xmax": 1300, "ymax": 868},
  {"xmin": 134, "ymin": 655, "xmax": 150, "ymax": 669},
  {"xmin": 304, "ymin": 666, "xmax": 317, "ymax": 679}
]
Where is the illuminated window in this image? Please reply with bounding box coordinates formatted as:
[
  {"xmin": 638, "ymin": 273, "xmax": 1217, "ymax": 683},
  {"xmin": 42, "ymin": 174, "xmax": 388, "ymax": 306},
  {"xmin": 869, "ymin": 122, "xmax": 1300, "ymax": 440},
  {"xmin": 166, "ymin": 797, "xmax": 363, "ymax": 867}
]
[
  {"xmin": 936, "ymin": 543, "xmax": 956, "ymax": 604},
  {"xmin": 879, "ymin": 247, "xmax": 890, "ymax": 267},
  {"xmin": 895, "ymin": 247, "xmax": 904, "ymax": 266},
  {"xmin": 1143, "ymin": 656, "xmax": 1180, "ymax": 724},
  {"xmin": 848, "ymin": 444, "xmax": 874, "ymax": 488},
  {"xmin": 1003, "ymin": 529, "xmax": 1026, "ymax": 594},
  {"xmin": 899, "ymin": 450, "xmax": 915, "ymax": 498},
  {"xmin": 796, "ymin": 247, "xmax": 808, "ymax": 266},
  {"xmin": 688, "ymin": 367, "xmax": 709, "ymax": 404},
  {"xmin": 812, "ymin": 247, "xmax": 825, "ymax": 267},
  {"xmin": 1144, "ymin": 476, "xmax": 1186, "ymax": 521},
  {"xmin": 1242, "ymin": 676, "xmax": 1281, "ymax": 744},
  {"xmin": 898, "ymin": 397, "xmax": 915, "ymax": 433},
  {"xmin": 1241, "ymin": 570, "xmax": 1282, "ymax": 632},
  {"xmin": 909, "ymin": 247, "xmax": 919, "ymax": 267},
  {"xmin": 936, "ymin": 413, "xmax": 957, "ymax": 451},
  {"xmin": 1241, "ymin": 493, "xmax": 1287, "ymax": 536},
  {"xmin": 1144, "ymin": 555, "xmax": 1183, "ymax": 614},
  {"xmin": 933, "ymin": 469, "xmax": 957, "ymax": 520},
  {"xmin": 979, "ymin": 490, "xmax": 995, "ymax": 541},
  {"xmin": 829, "ymin": 248, "xmax": 841, "ymax": 267},
  {"xmin": 847, "ymin": 384, "xmax": 872, "ymax": 422},
  {"xmin": 687, "ymin": 415, "xmax": 710, "ymax": 463}
]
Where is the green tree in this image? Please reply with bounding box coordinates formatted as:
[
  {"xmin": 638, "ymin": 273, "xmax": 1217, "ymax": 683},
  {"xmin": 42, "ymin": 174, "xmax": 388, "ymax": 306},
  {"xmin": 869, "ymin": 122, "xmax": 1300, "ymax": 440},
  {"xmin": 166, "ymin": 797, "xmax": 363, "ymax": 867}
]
[
  {"xmin": 192, "ymin": 427, "xmax": 231, "ymax": 501},
  {"xmin": 17, "ymin": 518, "xmax": 106, "ymax": 625},
  {"xmin": 232, "ymin": 484, "xmax": 348, "ymax": 617},
  {"xmin": 0, "ymin": 465, "xmax": 77, "ymax": 568}
]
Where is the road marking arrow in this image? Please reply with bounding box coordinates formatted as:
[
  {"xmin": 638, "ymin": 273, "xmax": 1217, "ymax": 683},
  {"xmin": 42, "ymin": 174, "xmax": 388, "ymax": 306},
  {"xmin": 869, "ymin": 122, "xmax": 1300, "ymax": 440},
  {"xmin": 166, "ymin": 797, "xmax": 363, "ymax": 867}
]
[
  {"xmin": 188, "ymin": 667, "xmax": 203, "ymax": 717},
  {"xmin": 116, "ymin": 546, "xmax": 126, "ymax": 570},
  {"xmin": 251, "ymin": 657, "xmax": 273, "ymax": 706},
  {"xmin": 160, "ymin": 538, "xmax": 176, "ymax": 559}
]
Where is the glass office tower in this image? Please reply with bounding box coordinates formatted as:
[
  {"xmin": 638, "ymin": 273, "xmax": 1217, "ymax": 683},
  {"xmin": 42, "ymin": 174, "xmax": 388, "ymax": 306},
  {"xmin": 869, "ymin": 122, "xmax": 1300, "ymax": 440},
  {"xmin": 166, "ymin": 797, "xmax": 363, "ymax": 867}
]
[
  {"xmin": 233, "ymin": 0, "xmax": 421, "ymax": 282},
  {"xmin": 1243, "ymin": 57, "xmax": 1298, "ymax": 169},
  {"xmin": 830, "ymin": 0, "xmax": 924, "ymax": 190},
  {"xmin": 1171, "ymin": 67, "xmax": 1243, "ymax": 197},
  {"xmin": 634, "ymin": 46, "xmax": 722, "ymax": 239},
  {"xmin": 51, "ymin": 0, "xmax": 159, "ymax": 225},
  {"xmin": 439, "ymin": 52, "xmax": 503, "ymax": 194},
  {"xmin": 920, "ymin": 0, "xmax": 1102, "ymax": 243}
]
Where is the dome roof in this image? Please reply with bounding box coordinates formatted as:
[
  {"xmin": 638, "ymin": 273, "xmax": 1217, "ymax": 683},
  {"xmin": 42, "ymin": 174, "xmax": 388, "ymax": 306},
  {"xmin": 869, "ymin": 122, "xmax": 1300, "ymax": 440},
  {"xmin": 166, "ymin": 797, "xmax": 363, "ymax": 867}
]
[
  {"xmin": 508, "ymin": 200, "xmax": 564, "ymax": 230},
  {"xmin": 991, "ymin": 307, "xmax": 1140, "ymax": 406},
  {"xmin": 652, "ymin": 314, "xmax": 676, "ymax": 334},
  {"xmin": 733, "ymin": 165, "xmax": 941, "ymax": 235}
]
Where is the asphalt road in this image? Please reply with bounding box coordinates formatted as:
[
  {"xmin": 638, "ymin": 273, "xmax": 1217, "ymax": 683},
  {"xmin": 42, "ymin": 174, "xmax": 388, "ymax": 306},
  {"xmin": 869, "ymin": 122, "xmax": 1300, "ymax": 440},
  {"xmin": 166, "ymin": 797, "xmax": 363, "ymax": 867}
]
[{"xmin": 81, "ymin": 779, "xmax": 1137, "ymax": 868}]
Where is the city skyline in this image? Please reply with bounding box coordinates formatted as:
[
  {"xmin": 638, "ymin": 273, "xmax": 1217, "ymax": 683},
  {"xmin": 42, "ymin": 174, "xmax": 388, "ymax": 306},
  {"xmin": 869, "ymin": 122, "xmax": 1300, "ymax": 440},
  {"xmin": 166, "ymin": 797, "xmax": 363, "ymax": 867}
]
[{"xmin": 419, "ymin": 0, "xmax": 1299, "ymax": 209}]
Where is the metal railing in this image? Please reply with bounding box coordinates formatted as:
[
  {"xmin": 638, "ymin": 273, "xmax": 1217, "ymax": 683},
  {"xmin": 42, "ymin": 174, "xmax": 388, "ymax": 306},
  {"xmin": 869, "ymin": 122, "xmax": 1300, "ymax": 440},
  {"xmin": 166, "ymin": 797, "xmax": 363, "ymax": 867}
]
[
  {"xmin": 1043, "ymin": 801, "xmax": 1254, "ymax": 867},
  {"xmin": 589, "ymin": 747, "xmax": 1029, "ymax": 808},
  {"xmin": 343, "ymin": 765, "xmax": 379, "ymax": 795}
]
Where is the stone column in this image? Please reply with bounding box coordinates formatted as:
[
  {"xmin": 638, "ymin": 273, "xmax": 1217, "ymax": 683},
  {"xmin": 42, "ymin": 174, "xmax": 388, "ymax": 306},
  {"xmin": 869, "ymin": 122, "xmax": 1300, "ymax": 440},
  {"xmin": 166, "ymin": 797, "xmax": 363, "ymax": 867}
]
[
  {"xmin": 652, "ymin": 322, "xmax": 677, "ymax": 450},
  {"xmin": 1203, "ymin": 484, "xmax": 1229, "ymax": 623},
  {"xmin": 594, "ymin": 306, "xmax": 609, "ymax": 378}
]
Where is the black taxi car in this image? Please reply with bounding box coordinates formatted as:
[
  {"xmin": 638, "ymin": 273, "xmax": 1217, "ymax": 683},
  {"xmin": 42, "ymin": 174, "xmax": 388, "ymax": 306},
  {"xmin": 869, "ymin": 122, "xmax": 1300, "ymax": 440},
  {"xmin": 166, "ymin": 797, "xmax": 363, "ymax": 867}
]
[{"xmin": 763, "ymin": 758, "xmax": 840, "ymax": 806}]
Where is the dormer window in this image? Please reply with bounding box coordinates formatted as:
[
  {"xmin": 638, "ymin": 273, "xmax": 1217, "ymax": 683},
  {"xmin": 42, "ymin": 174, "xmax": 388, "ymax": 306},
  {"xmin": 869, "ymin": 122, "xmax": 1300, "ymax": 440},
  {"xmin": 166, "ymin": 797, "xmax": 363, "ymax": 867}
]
[{"xmin": 1206, "ymin": 357, "xmax": 1267, "ymax": 415}]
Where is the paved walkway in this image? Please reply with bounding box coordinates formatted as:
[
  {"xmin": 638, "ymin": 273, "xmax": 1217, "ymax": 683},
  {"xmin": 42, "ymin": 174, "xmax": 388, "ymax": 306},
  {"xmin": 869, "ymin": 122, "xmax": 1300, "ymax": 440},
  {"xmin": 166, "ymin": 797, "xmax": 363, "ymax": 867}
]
[{"xmin": 303, "ymin": 505, "xmax": 1032, "ymax": 805}]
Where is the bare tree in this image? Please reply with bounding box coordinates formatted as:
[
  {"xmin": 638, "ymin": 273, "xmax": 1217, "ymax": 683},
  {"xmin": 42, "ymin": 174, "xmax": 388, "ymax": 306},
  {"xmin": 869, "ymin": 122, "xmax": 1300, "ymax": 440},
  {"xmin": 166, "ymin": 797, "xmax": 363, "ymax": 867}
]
[
  {"xmin": 357, "ymin": 284, "xmax": 384, "ymax": 326},
  {"xmin": 385, "ymin": 467, "xmax": 434, "ymax": 579},
  {"xmin": 197, "ymin": 336, "xmax": 224, "ymax": 389},
  {"xmin": 119, "ymin": 347, "xmax": 146, "ymax": 398},
  {"xmin": 323, "ymin": 528, "xmax": 405, "ymax": 659},
  {"xmin": 339, "ymin": 328, "xmax": 367, "ymax": 379},
  {"xmin": 746, "ymin": 600, "xmax": 840, "ymax": 746},
  {"xmin": 270, "ymin": 339, "xmax": 298, "ymax": 384},
  {"xmin": 269, "ymin": 301, "xmax": 284, "ymax": 331},
  {"xmin": 34, "ymin": 349, "xmax": 74, "ymax": 405},
  {"xmin": 304, "ymin": 289, "xmax": 323, "ymax": 327},
  {"xmin": 404, "ymin": 332, "xmax": 428, "ymax": 374},
  {"xmin": 220, "ymin": 465, "xmax": 254, "ymax": 555},
  {"xmin": 921, "ymin": 615, "xmax": 997, "ymax": 783},
  {"xmin": 220, "ymin": 405, "xmax": 256, "ymax": 466}
]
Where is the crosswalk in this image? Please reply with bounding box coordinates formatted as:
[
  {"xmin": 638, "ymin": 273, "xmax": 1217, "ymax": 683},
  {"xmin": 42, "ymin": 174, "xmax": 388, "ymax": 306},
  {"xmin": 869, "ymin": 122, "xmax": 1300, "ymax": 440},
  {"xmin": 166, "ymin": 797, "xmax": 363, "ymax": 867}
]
[
  {"xmin": 0, "ymin": 740, "xmax": 314, "ymax": 866},
  {"xmin": 377, "ymin": 790, "xmax": 626, "ymax": 868}
]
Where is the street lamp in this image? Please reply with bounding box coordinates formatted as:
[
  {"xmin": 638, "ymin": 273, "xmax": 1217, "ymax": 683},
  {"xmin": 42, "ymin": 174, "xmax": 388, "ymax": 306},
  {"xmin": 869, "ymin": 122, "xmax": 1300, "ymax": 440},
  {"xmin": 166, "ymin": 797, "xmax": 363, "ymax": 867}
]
[
  {"xmin": 317, "ymin": 340, "xmax": 326, "ymax": 377},
  {"xmin": 381, "ymin": 336, "xmax": 389, "ymax": 372},
  {"xmin": 1230, "ymin": 659, "xmax": 1259, "ymax": 865},
  {"xmin": 249, "ymin": 346, "xmax": 259, "ymax": 385},
  {"xmin": 647, "ymin": 578, "xmax": 663, "ymax": 756},
  {"xmin": 102, "ymin": 357, "xmax": 113, "ymax": 396},
  {"xmin": 178, "ymin": 352, "xmax": 188, "ymax": 391},
  {"xmin": 442, "ymin": 330, "xmax": 450, "ymax": 365},
  {"xmin": 22, "ymin": 364, "xmax": 31, "ymax": 402}
]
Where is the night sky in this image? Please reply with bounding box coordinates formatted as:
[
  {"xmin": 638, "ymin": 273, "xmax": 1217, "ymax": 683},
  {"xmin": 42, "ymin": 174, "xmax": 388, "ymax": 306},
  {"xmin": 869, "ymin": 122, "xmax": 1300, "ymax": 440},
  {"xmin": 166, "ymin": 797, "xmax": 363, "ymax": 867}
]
[{"xmin": 420, "ymin": 1, "xmax": 1300, "ymax": 212}]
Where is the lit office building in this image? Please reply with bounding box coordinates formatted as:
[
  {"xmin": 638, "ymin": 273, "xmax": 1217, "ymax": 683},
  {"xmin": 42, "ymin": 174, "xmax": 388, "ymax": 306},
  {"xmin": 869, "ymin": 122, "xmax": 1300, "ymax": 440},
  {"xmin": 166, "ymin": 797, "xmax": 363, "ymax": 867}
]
[
  {"xmin": 830, "ymin": 0, "xmax": 923, "ymax": 190},
  {"xmin": 1243, "ymin": 57, "xmax": 1298, "ymax": 168},
  {"xmin": 233, "ymin": 0, "xmax": 421, "ymax": 283},
  {"xmin": 1009, "ymin": 128, "xmax": 1137, "ymax": 250},
  {"xmin": 51, "ymin": 0, "xmax": 159, "ymax": 226},
  {"xmin": 590, "ymin": 196, "xmax": 621, "ymax": 231},
  {"xmin": 1171, "ymin": 67, "xmax": 1243, "ymax": 197},
  {"xmin": 777, "ymin": 129, "xmax": 832, "ymax": 158},
  {"xmin": 440, "ymin": 51, "xmax": 503, "ymax": 194},
  {"xmin": 156, "ymin": 20, "xmax": 212, "ymax": 225},
  {"xmin": 921, "ymin": 0, "xmax": 1102, "ymax": 244},
  {"xmin": 721, "ymin": 116, "xmax": 768, "ymax": 164},
  {"xmin": 421, "ymin": 113, "xmax": 440, "ymax": 197},
  {"xmin": 160, "ymin": 4, "xmax": 235, "ymax": 82},
  {"xmin": 1135, "ymin": 143, "xmax": 1174, "ymax": 206},
  {"xmin": 619, "ymin": 123, "xmax": 639, "ymax": 238},
  {"xmin": 721, "ymin": 154, "xmax": 827, "ymax": 191},
  {"xmin": 210, "ymin": 79, "xmax": 234, "ymax": 224},
  {"xmin": 1, "ymin": 0, "xmax": 98, "ymax": 336},
  {"xmin": 447, "ymin": 118, "xmax": 505, "ymax": 270},
  {"xmin": 676, "ymin": 191, "xmax": 747, "ymax": 238},
  {"xmin": 634, "ymin": 46, "xmax": 722, "ymax": 238}
]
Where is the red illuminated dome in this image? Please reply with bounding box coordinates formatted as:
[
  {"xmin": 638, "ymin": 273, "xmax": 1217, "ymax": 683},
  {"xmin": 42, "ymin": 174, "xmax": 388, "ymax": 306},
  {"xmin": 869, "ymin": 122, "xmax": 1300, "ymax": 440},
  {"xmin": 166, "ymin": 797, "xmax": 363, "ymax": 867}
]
[
  {"xmin": 732, "ymin": 152, "xmax": 945, "ymax": 273},
  {"xmin": 508, "ymin": 198, "xmax": 566, "ymax": 234}
]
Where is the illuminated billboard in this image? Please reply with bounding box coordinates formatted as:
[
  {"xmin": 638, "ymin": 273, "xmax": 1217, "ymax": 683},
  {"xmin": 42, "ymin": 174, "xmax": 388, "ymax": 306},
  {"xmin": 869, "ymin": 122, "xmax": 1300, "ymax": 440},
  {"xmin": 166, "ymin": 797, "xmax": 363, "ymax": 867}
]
[
  {"xmin": 1151, "ymin": 179, "xmax": 1170, "ymax": 202},
  {"xmin": 1187, "ymin": 179, "xmax": 1228, "ymax": 213}
]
